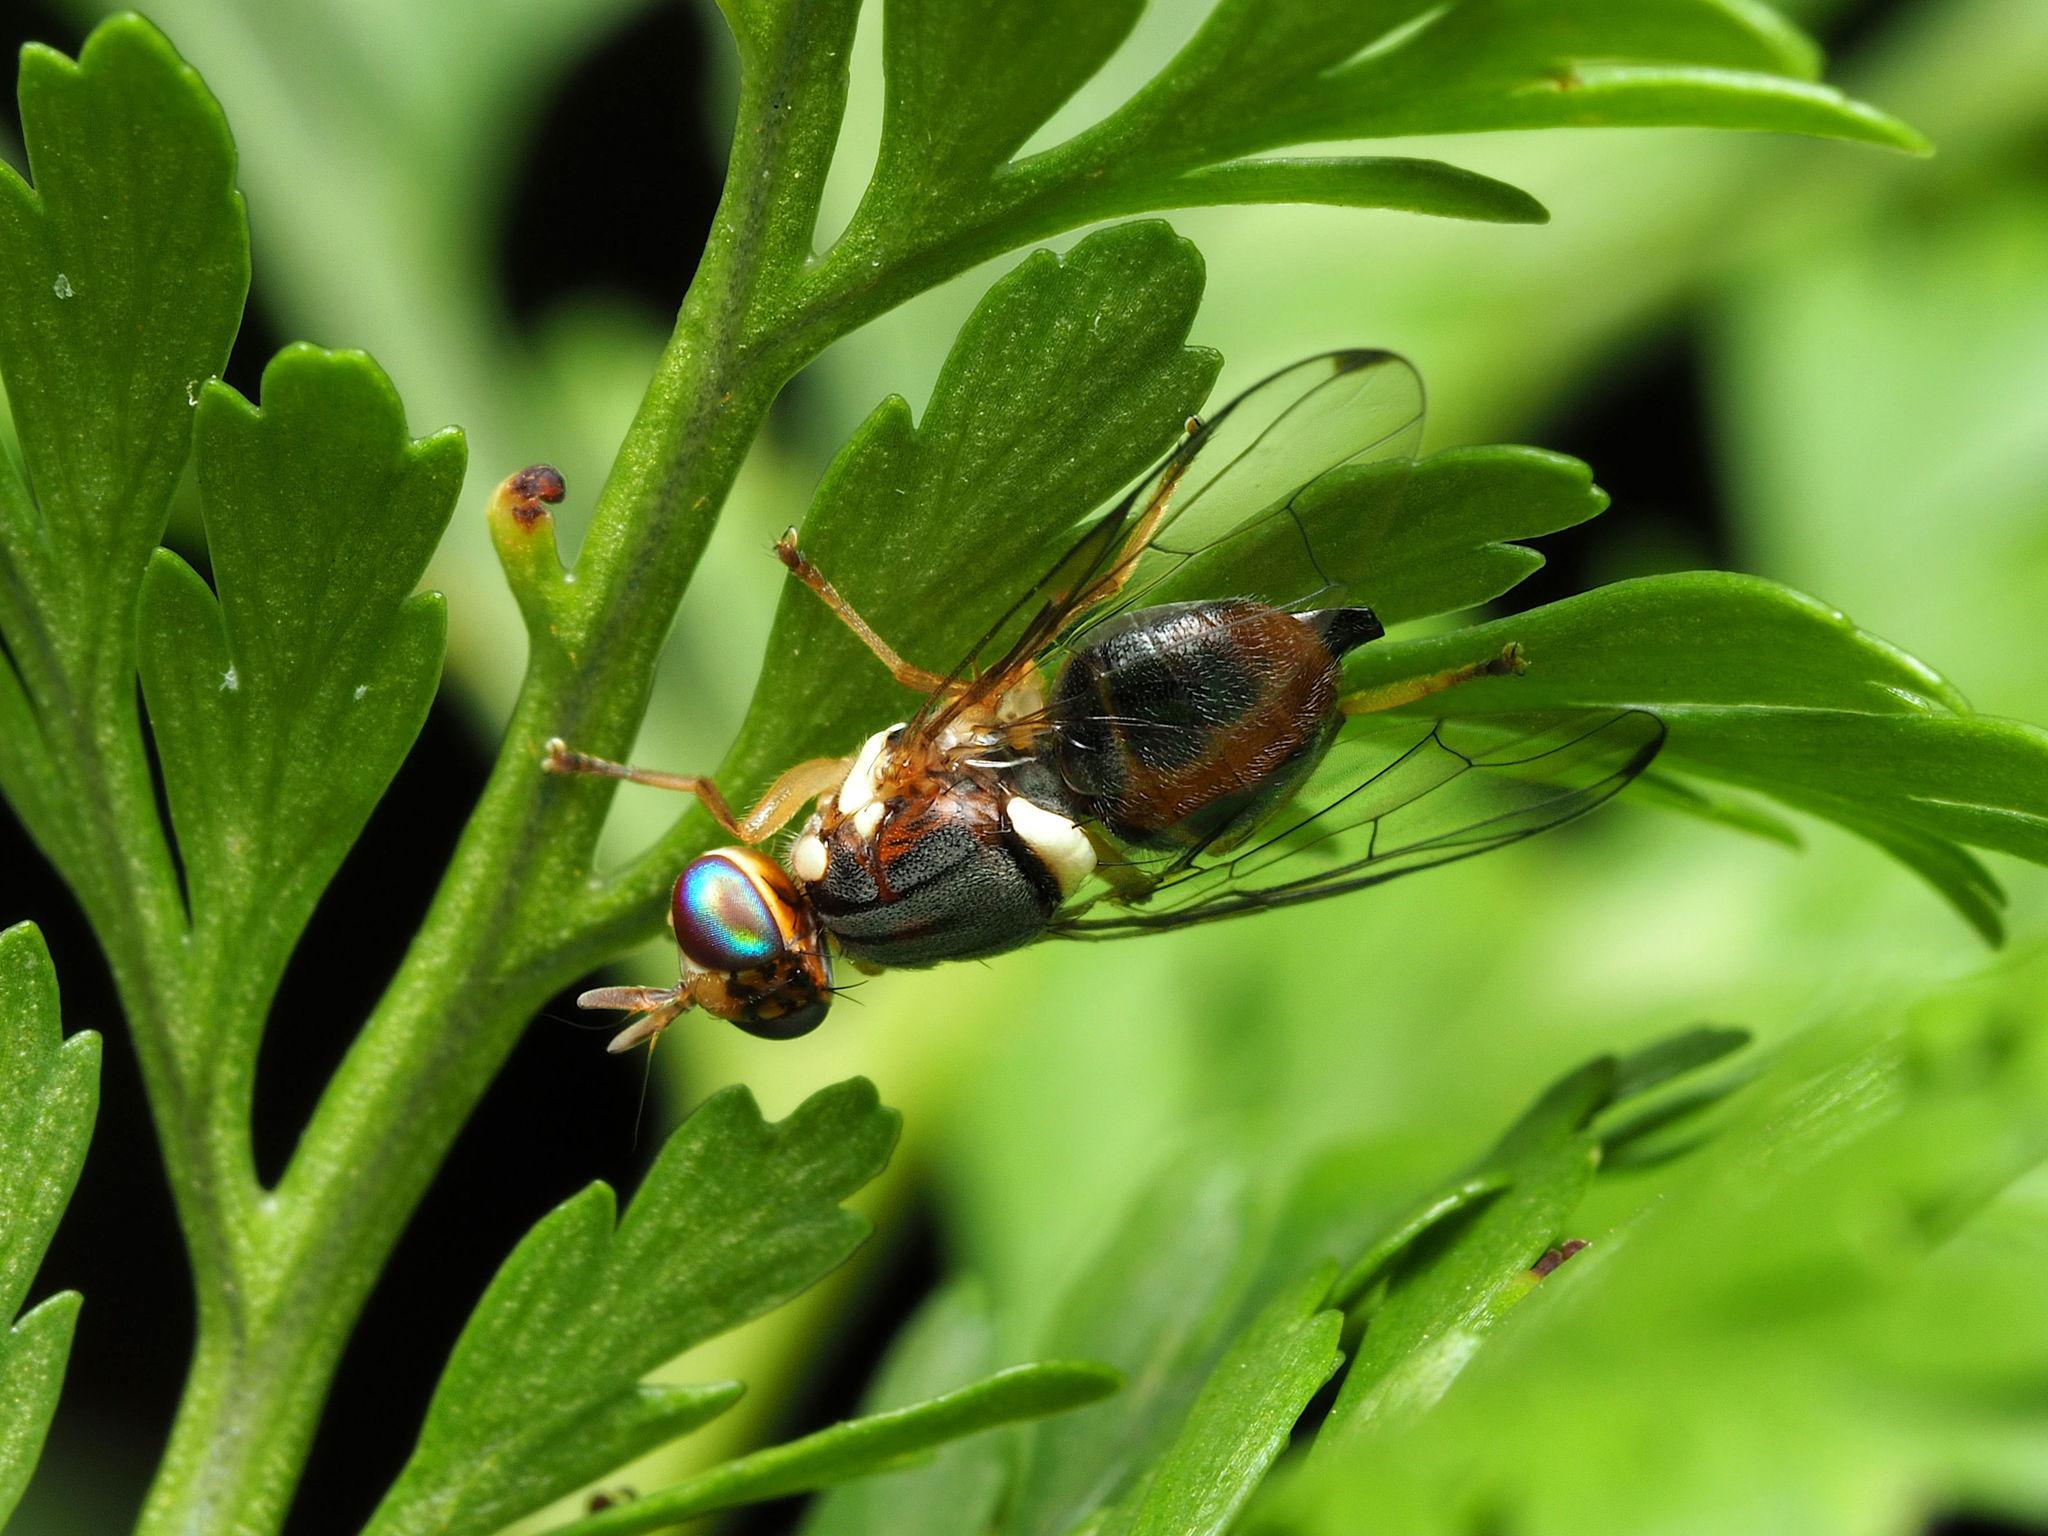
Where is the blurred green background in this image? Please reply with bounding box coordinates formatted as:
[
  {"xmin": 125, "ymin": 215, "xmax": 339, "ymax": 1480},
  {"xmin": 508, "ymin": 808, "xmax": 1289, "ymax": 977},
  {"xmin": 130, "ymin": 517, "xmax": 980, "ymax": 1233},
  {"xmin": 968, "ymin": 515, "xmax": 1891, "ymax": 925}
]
[{"xmin": 8, "ymin": 0, "xmax": 2048, "ymax": 1531}]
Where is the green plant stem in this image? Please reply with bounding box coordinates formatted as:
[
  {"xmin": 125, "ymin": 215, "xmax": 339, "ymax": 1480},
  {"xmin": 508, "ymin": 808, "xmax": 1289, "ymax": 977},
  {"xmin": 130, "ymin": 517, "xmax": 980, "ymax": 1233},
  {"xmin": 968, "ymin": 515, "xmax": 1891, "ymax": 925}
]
[{"xmin": 131, "ymin": 8, "xmax": 864, "ymax": 1532}]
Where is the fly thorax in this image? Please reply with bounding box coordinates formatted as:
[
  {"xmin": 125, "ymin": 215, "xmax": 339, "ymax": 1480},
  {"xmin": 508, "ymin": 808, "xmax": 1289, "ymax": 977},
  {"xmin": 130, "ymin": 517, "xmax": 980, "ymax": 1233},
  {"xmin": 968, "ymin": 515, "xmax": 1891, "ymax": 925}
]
[{"xmin": 804, "ymin": 775, "xmax": 1067, "ymax": 968}]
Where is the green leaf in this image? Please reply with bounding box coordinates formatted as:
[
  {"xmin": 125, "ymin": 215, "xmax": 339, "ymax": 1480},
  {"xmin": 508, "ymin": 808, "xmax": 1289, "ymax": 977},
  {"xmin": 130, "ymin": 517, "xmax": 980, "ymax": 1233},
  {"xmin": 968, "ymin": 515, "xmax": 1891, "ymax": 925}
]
[
  {"xmin": 1607, "ymin": 1024, "xmax": 1752, "ymax": 1104},
  {"xmin": 0, "ymin": 14, "xmax": 247, "ymax": 885},
  {"xmin": 1590, "ymin": 1026, "xmax": 1759, "ymax": 1169},
  {"xmin": 800, "ymin": 1284, "xmax": 1012, "ymax": 1536},
  {"xmin": 1113, "ymin": 1265, "xmax": 1343, "ymax": 1536},
  {"xmin": 1595, "ymin": 1078, "xmax": 1756, "ymax": 1172},
  {"xmin": 1122, "ymin": 0, "xmax": 1922, "ymax": 155},
  {"xmin": 0, "ymin": 15, "xmax": 246, "ymax": 639},
  {"xmin": 1310, "ymin": 1027, "xmax": 1758, "ymax": 1455},
  {"xmin": 725, "ymin": 222, "xmax": 1217, "ymax": 779},
  {"xmin": 546, "ymin": 1360, "xmax": 1120, "ymax": 1536},
  {"xmin": 0, "ymin": 1292, "xmax": 78, "ymax": 1528},
  {"xmin": 0, "ymin": 923, "xmax": 99, "ymax": 1524},
  {"xmin": 1288, "ymin": 969, "xmax": 2048, "ymax": 1536},
  {"xmin": 1831, "ymin": 813, "xmax": 2009, "ymax": 946},
  {"xmin": 1092, "ymin": 157, "xmax": 1551, "ymax": 226},
  {"xmin": 1150, "ymin": 446, "xmax": 1608, "ymax": 622},
  {"xmin": 1627, "ymin": 771, "xmax": 1805, "ymax": 851},
  {"xmin": 136, "ymin": 346, "xmax": 461, "ymax": 1051},
  {"xmin": 873, "ymin": 0, "xmax": 1145, "ymax": 199},
  {"xmin": 363, "ymin": 1079, "xmax": 901, "ymax": 1536},
  {"xmin": 841, "ymin": 1, "xmax": 1923, "ymax": 282},
  {"xmin": 1004, "ymin": 1161, "xmax": 1255, "ymax": 1536},
  {"xmin": 1316, "ymin": 1056, "xmax": 1615, "ymax": 1444},
  {"xmin": 1327, "ymin": 1173, "xmax": 1510, "ymax": 1313},
  {"xmin": 0, "ymin": 925, "xmax": 96, "ymax": 1322},
  {"xmin": 1345, "ymin": 573, "xmax": 2048, "ymax": 934},
  {"xmin": 1385, "ymin": 64, "xmax": 1929, "ymax": 148},
  {"xmin": 1712, "ymin": 188, "xmax": 2048, "ymax": 937}
]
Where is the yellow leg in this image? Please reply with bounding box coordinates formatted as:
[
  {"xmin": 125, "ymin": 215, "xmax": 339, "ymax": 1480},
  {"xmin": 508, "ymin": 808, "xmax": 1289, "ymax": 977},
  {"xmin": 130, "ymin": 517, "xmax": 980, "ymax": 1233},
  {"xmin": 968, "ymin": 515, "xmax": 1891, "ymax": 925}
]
[
  {"xmin": 774, "ymin": 530, "xmax": 957, "ymax": 694},
  {"xmin": 1341, "ymin": 643, "xmax": 1525, "ymax": 717},
  {"xmin": 543, "ymin": 740, "xmax": 849, "ymax": 843}
]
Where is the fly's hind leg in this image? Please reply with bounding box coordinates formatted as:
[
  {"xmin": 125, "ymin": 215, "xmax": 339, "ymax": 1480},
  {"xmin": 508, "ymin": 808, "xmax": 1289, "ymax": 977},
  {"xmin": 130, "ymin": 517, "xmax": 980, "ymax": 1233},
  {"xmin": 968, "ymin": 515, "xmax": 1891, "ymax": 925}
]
[
  {"xmin": 543, "ymin": 741, "xmax": 850, "ymax": 844},
  {"xmin": 774, "ymin": 530, "xmax": 959, "ymax": 695},
  {"xmin": 1340, "ymin": 643, "xmax": 1525, "ymax": 718}
]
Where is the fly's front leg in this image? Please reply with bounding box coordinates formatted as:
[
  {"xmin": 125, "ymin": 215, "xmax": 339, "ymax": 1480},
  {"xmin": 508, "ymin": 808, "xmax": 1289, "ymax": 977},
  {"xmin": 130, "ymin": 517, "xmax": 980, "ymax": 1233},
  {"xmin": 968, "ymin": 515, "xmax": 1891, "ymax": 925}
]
[
  {"xmin": 543, "ymin": 741, "xmax": 851, "ymax": 843},
  {"xmin": 575, "ymin": 984, "xmax": 689, "ymax": 1054},
  {"xmin": 774, "ymin": 530, "xmax": 959, "ymax": 695},
  {"xmin": 1340, "ymin": 643, "xmax": 1525, "ymax": 718},
  {"xmin": 744, "ymin": 755, "xmax": 857, "ymax": 838},
  {"xmin": 543, "ymin": 740, "xmax": 752, "ymax": 838}
]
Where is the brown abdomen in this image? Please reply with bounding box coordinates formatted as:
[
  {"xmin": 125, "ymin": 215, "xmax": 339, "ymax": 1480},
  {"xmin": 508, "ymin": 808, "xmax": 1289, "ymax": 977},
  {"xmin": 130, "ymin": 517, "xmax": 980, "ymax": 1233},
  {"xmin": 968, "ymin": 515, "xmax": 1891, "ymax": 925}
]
[{"xmin": 1045, "ymin": 600, "xmax": 1377, "ymax": 849}]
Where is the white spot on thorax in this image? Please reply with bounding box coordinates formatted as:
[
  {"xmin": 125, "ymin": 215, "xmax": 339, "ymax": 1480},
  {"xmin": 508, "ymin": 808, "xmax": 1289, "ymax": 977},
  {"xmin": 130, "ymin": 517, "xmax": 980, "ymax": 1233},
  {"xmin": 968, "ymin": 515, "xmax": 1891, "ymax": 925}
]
[
  {"xmin": 51, "ymin": 273, "xmax": 72, "ymax": 299},
  {"xmin": 836, "ymin": 724, "xmax": 900, "ymax": 817},
  {"xmin": 1005, "ymin": 796, "xmax": 1096, "ymax": 896},
  {"xmin": 791, "ymin": 832, "xmax": 827, "ymax": 883},
  {"xmin": 219, "ymin": 665, "xmax": 238, "ymax": 692},
  {"xmin": 852, "ymin": 801, "xmax": 884, "ymax": 840}
]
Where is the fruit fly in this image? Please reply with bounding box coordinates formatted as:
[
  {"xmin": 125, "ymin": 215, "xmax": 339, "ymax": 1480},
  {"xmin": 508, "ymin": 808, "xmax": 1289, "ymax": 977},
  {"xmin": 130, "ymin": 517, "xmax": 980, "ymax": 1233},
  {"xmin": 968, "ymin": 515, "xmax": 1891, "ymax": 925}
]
[{"xmin": 545, "ymin": 352, "xmax": 1663, "ymax": 1050}]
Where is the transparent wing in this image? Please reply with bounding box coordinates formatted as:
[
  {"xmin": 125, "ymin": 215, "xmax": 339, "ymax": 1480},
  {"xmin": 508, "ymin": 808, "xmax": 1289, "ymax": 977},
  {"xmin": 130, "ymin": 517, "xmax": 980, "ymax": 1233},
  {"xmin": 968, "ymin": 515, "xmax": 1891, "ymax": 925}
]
[
  {"xmin": 921, "ymin": 351, "xmax": 1425, "ymax": 732},
  {"xmin": 1082, "ymin": 348, "xmax": 1425, "ymax": 631},
  {"xmin": 1052, "ymin": 710, "xmax": 1664, "ymax": 938}
]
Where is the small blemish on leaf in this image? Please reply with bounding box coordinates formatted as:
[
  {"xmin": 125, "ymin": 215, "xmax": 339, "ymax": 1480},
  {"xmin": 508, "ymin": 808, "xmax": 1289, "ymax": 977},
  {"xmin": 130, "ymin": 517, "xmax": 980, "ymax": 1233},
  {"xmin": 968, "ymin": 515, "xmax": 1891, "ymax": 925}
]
[
  {"xmin": 52, "ymin": 272, "xmax": 73, "ymax": 299},
  {"xmin": 186, "ymin": 380, "xmax": 200, "ymax": 406},
  {"xmin": 220, "ymin": 666, "xmax": 239, "ymax": 692},
  {"xmin": 501, "ymin": 464, "xmax": 566, "ymax": 529},
  {"xmin": 353, "ymin": 684, "xmax": 368, "ymax": 701},
  {"xmin": 1530, "ymin": 1238, "xmax": 1588, "ymax": 1278}
]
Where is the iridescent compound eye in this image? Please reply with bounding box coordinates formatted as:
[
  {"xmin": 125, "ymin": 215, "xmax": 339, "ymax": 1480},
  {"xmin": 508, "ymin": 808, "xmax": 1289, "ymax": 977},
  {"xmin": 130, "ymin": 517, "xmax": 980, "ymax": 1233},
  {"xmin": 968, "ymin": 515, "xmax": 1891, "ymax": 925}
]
[
  {"xmin": 669, "ymin": 848, "xmax": 834, "ymax": 1042},
  {"xmin": 672, "ymin": 849, "xmax": 797, "ymax": 974}
]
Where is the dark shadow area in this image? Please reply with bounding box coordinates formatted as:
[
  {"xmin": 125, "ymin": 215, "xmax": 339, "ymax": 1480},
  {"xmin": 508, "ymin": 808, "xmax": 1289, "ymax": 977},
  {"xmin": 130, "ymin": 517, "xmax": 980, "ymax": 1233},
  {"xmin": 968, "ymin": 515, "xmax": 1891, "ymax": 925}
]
[
  {"xmin": 1504, "ymin": 333, "xmax": 1733, "ymax": 615},
  {"xmin": 0, "ymin": 2, "xmax": 84, "ymax": 101},
  {"xmin": 222, "ymin": 294, "xmax": 289, "ymax": 408},
  {"xmin": 1821, "ymin": 0, "xmax": 1917, "ymax": 59},
  {"xmin": 250, "ymin": 709, "xmax": 486, "ymax": 1185},
  {"xmin": 496, "ymin": 1, "xmax": 725, "ymax": 325}
]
